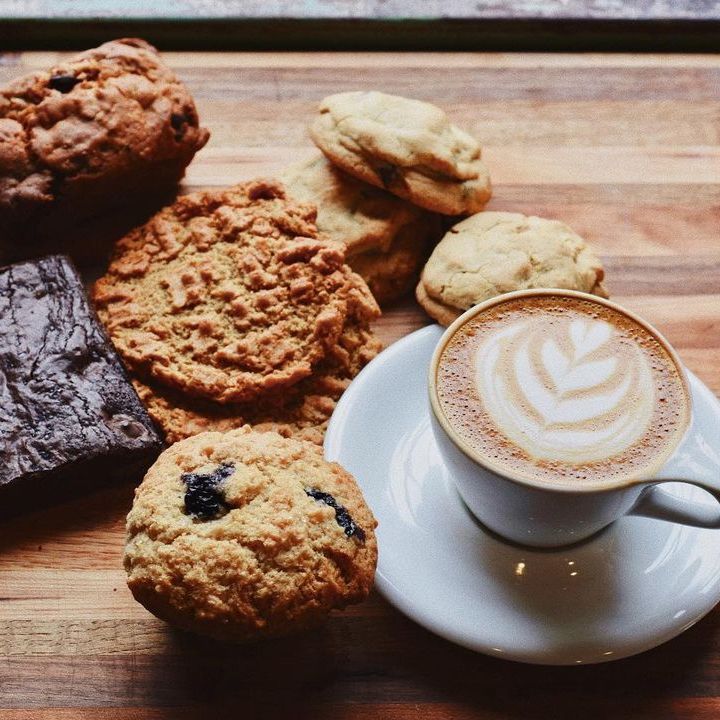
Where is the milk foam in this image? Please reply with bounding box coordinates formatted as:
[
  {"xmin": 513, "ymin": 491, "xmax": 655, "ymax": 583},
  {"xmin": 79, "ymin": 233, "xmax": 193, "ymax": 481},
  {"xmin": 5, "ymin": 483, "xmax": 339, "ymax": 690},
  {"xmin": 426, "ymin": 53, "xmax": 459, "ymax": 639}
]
[
  {"xmin": 436, "ymin": 295, "xmax": 690, "ymax": 486},
  {"xmin": 474, "ymin": 316, "xmax": 656, "ymax": 463}
]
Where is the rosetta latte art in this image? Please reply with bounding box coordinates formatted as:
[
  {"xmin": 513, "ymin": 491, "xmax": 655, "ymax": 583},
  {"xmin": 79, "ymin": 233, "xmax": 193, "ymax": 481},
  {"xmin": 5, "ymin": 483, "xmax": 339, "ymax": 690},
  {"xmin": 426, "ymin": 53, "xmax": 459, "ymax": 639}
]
[{"xmin": 474, "ymin": 316, "xmax": 656, "ymax": 463}]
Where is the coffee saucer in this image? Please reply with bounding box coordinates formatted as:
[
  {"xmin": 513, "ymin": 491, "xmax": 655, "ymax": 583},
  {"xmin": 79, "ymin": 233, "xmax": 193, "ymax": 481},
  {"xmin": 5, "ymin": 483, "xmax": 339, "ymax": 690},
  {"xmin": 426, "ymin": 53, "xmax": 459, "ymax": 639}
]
[{"xmin": 324, "ymin": 324, "xmax": 720, "ymax": 665}]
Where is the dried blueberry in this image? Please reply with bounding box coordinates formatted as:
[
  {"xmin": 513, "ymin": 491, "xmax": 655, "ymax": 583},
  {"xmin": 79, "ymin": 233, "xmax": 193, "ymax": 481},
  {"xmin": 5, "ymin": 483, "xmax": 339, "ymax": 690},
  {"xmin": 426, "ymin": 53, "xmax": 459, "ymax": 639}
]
[
  {"xmin": 48, "ymin": 75, "xmax": 80, "ymax": 93},
  {"xmin": 182, "ymin": 463, "xmax": 235, "ymax": 520},
  {"xmin": 305, "ymin": 487, "xmax": 366, "ymax": 542}
]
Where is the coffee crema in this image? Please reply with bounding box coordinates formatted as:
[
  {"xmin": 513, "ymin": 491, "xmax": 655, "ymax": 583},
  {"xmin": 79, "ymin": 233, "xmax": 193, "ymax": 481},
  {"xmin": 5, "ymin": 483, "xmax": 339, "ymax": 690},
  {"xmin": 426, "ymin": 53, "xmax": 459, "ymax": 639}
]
[{"xmin": 435, "ymin": 295, "xmax": 690, "ymax": 486}]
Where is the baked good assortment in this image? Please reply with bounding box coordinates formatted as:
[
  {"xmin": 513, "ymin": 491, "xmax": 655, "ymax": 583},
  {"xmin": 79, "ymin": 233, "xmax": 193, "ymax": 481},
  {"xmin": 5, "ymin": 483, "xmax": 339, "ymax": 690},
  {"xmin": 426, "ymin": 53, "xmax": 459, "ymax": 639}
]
[
  {"xmin": 0, "ymin": 255, "xmax": 162, "ymax": 513},
  {"xmin": 0, "ymin": 39, "xmax": 615, "ymax": 640},
  {"xmin": 124, "ymin": 427, "xmax": 377, "ymax": 640},
  {"xmin": 0, "ymin": 38, "xmax": 208, "ymax": 246},
  {"xmin": 417, "ymin": 212, "xmax": 608, "ymax": 326}
]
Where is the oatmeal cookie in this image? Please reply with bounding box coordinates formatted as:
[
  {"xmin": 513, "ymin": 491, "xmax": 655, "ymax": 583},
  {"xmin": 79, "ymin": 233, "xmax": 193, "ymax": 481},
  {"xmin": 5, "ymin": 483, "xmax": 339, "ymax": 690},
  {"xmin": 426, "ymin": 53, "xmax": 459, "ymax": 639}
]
[
  {"xmin": 93, "ymin": 180, "xmax": 379, "ymax": 404},
  {"xmin": 124, "ymin": 427, "xmax": 378, "ymax": 640},
  {"xmin": 417, "ymin": 211, "xmax": 608, "ymax": 326},
  {"xmin": 0, "ymin": 38, "xmax": 209, "ymax": 242},
  {"xmin": 309, "ymin": 91, "xmax": 492, "ymax": 216},
  {"xmin": 133, "ymin": 321, "xmax": 383, "ymax": 445}
]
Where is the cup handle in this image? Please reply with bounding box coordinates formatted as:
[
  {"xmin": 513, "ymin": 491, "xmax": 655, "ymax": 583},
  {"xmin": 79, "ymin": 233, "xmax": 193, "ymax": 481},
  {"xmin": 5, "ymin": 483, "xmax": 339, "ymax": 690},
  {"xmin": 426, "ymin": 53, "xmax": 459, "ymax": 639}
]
[
  {"xmin": 629, "ymin": 484, "xmax": 720, "ymax": 528},
  {"xmin": 628, "ymin": 429, "xmax": 720, "ymax": 528}
]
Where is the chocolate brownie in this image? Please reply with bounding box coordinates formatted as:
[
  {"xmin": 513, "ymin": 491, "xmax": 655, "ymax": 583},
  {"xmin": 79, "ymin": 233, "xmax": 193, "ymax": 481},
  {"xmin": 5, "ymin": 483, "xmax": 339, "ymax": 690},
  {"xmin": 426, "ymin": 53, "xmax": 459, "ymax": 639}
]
[
  {"xmin": 0, "ymin": 255, "xmax": 163, "ymax": 514},
  {"xmin": 0, "ymin": 38, "xmax": 209, "ymax": 251}
]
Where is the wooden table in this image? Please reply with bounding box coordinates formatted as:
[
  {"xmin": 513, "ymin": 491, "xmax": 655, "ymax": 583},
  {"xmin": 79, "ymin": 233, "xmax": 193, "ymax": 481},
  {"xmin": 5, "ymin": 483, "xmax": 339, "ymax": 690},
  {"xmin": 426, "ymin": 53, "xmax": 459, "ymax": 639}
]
[{"xmin": 1, "ymin": 51, "xmax": 720, "ymax": 719}]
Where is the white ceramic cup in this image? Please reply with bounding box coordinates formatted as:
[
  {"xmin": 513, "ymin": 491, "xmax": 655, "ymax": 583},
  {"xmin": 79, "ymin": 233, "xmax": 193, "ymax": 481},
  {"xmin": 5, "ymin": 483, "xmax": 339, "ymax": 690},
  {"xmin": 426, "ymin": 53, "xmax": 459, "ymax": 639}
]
[{"xmin": 429, "ymin": 289, "xmax": 720, "ymax": 548}]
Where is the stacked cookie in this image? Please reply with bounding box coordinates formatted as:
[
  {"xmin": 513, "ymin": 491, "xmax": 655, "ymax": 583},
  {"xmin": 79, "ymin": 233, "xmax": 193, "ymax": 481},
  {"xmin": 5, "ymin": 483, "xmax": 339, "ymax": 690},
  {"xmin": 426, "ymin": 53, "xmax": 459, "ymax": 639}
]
[
  {"xmin": 283, "ymin": 91, "xmax": 494, "ymax": 305},
  {"xmin": 287, "ymin": 92, "xmax": 607, "ymax": 321},
  {"xmin": 93, "ymin": 179, "xmax": 382, "ymax": 445}
]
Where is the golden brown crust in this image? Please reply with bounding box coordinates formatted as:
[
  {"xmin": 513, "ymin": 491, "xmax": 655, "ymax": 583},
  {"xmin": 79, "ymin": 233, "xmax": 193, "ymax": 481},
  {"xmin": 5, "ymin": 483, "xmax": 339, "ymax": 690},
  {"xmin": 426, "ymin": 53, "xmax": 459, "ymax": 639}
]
[
  {"xmin": 93, "ymin": 179, "xmax": 380, "ymax": 405},
  {"xmin": 133, "ymin": 321, "xmax": 383, "ymax": 445},
  {"xmin": 348, "ymin": 222, "xmax": 437, "ymax": 305},
  {"xmin": 124, "ymin": 427, "xmax": 378, "ymax": 641},
  {"xmin": 0, "ymin": 38, "xmax": 209, "ymax": 238},
  {"xmin": 415, "ymin": 280, "xmax": 463, "ymax": 327}
]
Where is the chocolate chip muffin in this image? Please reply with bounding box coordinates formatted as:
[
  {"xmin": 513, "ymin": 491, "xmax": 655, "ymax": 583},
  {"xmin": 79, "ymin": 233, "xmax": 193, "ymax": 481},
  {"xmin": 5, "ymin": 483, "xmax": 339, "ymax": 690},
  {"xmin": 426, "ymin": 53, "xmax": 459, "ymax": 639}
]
[
  {"xmin": 124, "ymin": 427, "xmax": 378, "ymax": 640},
  {"xmin": 0, "ymin": 38, "xmax": 209, "ymax": 249}
]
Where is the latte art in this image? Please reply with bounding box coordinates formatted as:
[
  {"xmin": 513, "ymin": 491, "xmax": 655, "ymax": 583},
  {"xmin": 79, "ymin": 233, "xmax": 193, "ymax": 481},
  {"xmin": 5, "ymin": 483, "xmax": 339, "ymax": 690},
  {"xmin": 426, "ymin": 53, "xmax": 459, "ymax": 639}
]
[
  {"xmin": 436, "ymin": 294, "xmax": 690, "ymax": 486},
  {"xmin": 475, "ymin": 317, "xmax": 655, "ymax": 463}
]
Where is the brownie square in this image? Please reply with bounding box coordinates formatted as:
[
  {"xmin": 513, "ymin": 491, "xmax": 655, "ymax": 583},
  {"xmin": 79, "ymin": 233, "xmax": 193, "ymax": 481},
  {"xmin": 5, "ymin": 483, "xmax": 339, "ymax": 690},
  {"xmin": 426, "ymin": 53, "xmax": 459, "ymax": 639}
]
[{"xmin": 0, "ymin": 255, "xmax": 163, "ymax": 513}]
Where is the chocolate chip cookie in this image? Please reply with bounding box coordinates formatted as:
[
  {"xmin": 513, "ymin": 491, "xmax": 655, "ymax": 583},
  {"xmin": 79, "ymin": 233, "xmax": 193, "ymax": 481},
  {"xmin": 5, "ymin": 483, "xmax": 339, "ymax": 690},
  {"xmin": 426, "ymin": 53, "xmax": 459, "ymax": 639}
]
[
  {"xmin": 282, "ymin": 153, "xmax": 441, "ymax": 304},
  {"xmin": 93, "ymin": 179, "xmax": 380, "ymax": 404},
  {"xmin": 347, "ymin": 226, "xmax": 433, "ymax": 305},
  {"xmin": 0, "ymin": 38, "xmax": 209, "ymax": 245},
  {"xmin": 124, "ymin": 427, "xmax": 378, "ymax": 640},
  {"xmin": 281, "ymin": 152, "xmax": 433, "ymax": 256},
  {"xmin": 309, "ymin": 91, "xmax": 492, "ymax": 216},
  {"xmin": 417, "ymin": 211, "xmax": 608, "ymax": 326}
]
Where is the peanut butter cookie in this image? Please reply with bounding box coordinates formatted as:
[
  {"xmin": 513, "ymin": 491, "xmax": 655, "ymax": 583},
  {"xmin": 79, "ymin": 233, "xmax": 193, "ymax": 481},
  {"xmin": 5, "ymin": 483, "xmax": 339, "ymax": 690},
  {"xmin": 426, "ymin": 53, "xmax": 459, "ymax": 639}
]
[
  {"xmin": 124, "ymin": 427, "xmax": 378, "ymax": 640},
  {"xmin": 133, "ymin": 321, "xmax": 383, "ymax": 445},
  {"xmin": 417, "ymin": 212, "xmax": 608, "ymax": 326},
  {"xmin": 0, "ymin": 38, "xmax": 209, "ymax": 243},
  {"xmin": 93, "ymin": 180, "xmax": 380, "ymax": 404},
  {"xmin": 309, "ymin": 91, "xmax": 492, "ymax": 216}
]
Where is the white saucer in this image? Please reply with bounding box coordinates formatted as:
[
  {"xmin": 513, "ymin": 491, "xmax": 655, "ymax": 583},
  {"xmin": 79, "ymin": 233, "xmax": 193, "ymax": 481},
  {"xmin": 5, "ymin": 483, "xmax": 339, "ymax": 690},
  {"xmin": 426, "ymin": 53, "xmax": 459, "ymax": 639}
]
[{"xmin": 325, "ymin": 324, "xmax": 720, "ymax": 665}]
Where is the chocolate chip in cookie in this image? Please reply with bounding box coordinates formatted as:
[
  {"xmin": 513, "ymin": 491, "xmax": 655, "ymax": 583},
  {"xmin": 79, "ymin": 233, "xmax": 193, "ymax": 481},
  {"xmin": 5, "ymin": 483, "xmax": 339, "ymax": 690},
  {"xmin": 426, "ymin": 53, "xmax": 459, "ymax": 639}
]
[{"xmin": 47, "ymin": 74, "xmax": 80, "ymax": 93}]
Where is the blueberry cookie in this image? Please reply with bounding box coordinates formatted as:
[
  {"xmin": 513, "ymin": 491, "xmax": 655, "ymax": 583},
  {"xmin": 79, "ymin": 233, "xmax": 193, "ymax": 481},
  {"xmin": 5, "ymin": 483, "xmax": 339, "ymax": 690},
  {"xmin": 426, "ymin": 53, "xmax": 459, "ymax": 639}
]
[
  {"xmin": 417, "ymin": 211, "xmax": 608, "ymax": 326},
  {"xmin": 309, "ymin": 91, "xmax": 492, "ymax": 216},
  {"xmin": 93, "ymin": 179, "xmax": 380, "ymax": 404},
  {"xmin": 0, "ymin": 38, "xmax": 208, "ymax": 243},
  {"xmin": 124, "ymin": 427, "xmax": 378, "ymax": 640}
]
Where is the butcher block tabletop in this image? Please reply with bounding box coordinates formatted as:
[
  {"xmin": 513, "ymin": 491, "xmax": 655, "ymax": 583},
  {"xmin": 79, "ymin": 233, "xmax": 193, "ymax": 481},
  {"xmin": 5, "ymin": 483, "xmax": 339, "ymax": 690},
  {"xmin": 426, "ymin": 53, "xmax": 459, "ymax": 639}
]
[{"xmin": 1, "ymin": 50, "xmax": 720, "ymax": 719}]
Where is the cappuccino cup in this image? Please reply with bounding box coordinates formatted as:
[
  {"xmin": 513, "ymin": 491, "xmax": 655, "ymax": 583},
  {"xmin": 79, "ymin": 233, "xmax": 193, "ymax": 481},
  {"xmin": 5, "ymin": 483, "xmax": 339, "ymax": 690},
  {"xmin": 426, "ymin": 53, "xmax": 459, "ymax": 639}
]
[{"xmin": 429, "ymin": 289, "xmax": 720, "ymax": 548}]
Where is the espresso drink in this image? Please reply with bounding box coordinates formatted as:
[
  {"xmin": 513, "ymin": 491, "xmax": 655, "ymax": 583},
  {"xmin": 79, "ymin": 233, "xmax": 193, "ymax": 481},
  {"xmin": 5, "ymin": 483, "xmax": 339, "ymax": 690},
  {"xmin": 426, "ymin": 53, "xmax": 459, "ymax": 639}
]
[{"xmin": 436, "ymin": 294, "xmax": 690, "ymax": 486}]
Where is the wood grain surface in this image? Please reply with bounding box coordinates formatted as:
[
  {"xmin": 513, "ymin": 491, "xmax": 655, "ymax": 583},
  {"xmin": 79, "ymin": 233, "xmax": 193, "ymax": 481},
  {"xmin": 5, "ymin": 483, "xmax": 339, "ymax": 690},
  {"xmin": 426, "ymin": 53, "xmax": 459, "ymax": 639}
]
[{"xmin": 1, "ymin": 51, "xmax": 720, "ymax": 719}]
